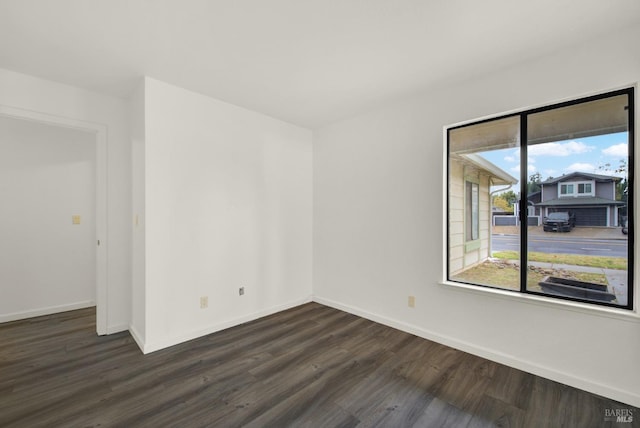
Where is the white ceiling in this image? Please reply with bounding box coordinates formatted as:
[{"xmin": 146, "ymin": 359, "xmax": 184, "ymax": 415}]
[{"xmin": 1, "ymin": 1, "xmax": 639, "ymax": 128}]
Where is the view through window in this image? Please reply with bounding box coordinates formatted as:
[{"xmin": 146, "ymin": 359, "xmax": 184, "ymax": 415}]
[{"xmin": 447, "ymin": 89, "xmax": 633, "ymax": 309}]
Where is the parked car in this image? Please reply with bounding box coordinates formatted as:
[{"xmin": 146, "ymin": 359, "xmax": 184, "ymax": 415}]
[{"xmin": 543, "ymin": 212, "xmax": 576, "ymax": 232}]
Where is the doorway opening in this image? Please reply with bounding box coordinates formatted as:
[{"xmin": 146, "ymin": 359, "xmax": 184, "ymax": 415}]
[{"xmin": 0, "ymin": 105, "xmax": 108, "ymax": 335}]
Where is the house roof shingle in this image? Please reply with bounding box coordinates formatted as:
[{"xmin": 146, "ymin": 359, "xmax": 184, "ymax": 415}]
[{"xmin": 540, "ymin": 172, "xmax": 621, "ymax": 185}]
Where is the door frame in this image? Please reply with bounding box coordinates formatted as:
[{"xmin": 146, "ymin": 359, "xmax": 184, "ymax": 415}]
[{"xmin": 0, "ymin": 105, "xmax": 108, "ymax": 335}]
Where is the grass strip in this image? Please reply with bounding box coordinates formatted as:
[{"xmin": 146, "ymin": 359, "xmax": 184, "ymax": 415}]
[
  {"xmin": 492, "ymin": 251, "xmax": 627, "ymax": 270},
  {"xmin": 451, "ymin": 261, "xmax": 609, "ymax": 291}
]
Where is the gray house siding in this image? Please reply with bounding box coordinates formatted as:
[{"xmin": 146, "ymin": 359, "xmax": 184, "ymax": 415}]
[
  {"xmin": 542, "ymin": 184, "xmax": 557, "ymax": 202},
  {"xmin": 595, "ymin": 181, "xmax": 615, "ymax": 200}
]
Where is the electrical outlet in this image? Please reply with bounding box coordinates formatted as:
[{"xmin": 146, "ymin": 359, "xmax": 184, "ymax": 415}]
[
  {"xmin": 408, "ymin": 296, "xmax": 415, "ymax": 308},
  {"xmin": 200, "ymin": 296, "xmax": 208, "ymax": 309},
  {"xmin": 239, "ymin": 287, "xmax": 245, "ymax": 296}
]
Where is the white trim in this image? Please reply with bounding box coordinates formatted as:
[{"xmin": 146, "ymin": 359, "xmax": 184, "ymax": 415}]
[
  {"xmin": 106, "ymin": 324, "xmax": 129, "ymax": 334},
  {"xmin": 442, "ymin": 126, "xmax": 449, "ymax": 284},
  {"xmin": 558, "ymin": 180, "xmax": 595, "ymax": 198},
  {"xmin": 136, "ymin": 296, "xmax": 313, "ymax": 354},
  {"xmin": 312, "ymin": 295, "xmax": 640, "ymax": 408},
  {"xmin": 0, "ymin": 105, "xmax": 109, "ymax": 335},
  {"xmin": 129, "ymin": 324, "xmax": 146, "ymax": 351},
  {"xmin": 633, "ymin": 82, "xmax": 638, "ymax": 313},
  {"xmin": 0, "ymin": 301, "xmax": 95, "ymax": 323},
  {"xmin": 440, "ymin": 279, "xmax": 639, "ymax": 322}
]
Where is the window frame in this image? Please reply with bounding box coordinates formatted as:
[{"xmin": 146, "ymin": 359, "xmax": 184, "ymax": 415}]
[
  {"xmin": 465, "ymin": 179, "xmax": 480, "ymax": 244},
  {"xmin": 445, "ymin": 87, "xmax": 635, "ymax": 311},
  {"xmin": 560, "ymin": 183, "xmax": 574, "ymax": 196},
  {"xmin": 577, "ymin": 182, "xmax": 593, "ymax": 195},
  {"xmin": 559, "ymin": 180, "xmax": 595, "ymax": 197}
]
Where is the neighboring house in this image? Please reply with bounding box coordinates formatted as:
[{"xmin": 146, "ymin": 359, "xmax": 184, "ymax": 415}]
[
  {"xmin": 535, "ymin": 172, "xmax": 624, "ymax": 227},
  {"xmin": 512, "ymin": 191, "xmax": 543, "ymax": 226},
  {"xmin": 449, "ymin": 154, "xmax": 517, "ymax": 275},
  {"xmin": 527, "ymin": 191, "xmax": 542, "ymax": 217}
]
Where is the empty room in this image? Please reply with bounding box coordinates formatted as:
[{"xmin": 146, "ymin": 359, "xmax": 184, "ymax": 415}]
[{"xmin": 1, "ymin": 1, "xmax": 639, "ymax": 426}]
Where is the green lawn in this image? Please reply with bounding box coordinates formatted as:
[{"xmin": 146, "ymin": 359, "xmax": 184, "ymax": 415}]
[
  {"xmin": 451, "ymin": 260, "xmax": 608, "ymax": 292},
  {"xmin": 492, "ymin": 251, "xmax": 627, "ymax": 270}
]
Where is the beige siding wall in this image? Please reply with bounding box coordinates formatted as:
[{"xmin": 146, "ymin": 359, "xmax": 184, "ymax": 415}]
[
  {"xmin": 448, "ymin": 161, "xmax": 464, "ymax": 274},
  {"xmin": 448, "ymin": 159, "xmax": 491, "ymax": 276}
]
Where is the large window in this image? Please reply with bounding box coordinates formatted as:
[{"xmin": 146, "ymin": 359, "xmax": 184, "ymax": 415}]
[{"xmin": 447, "ymin": 88, "xmax": 634, "ymax": 309}]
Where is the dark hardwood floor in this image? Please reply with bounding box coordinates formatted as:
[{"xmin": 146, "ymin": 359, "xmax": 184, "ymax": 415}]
[{"xmin": 0, "ymin": 303, "xmax": 636, "ymax": 427}]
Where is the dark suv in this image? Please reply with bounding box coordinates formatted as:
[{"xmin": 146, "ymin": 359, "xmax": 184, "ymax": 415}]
[{"xmin": 543, "ymin": 212, "xmax": 576, "ymax": 232}]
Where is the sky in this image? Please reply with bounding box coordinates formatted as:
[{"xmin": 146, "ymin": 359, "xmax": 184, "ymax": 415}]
[{"xmin": 479, "ymin": 132, "xmax": 629, "ymax": 191}]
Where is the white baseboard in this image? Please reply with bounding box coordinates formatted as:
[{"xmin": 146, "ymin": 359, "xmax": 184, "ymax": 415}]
[
  {"xmin": 128, "ymin": 324, "xmax": 146, "ymax": 351},
  {"xmin": 312, "ymin": 295, "xmax": 640, "ymax": 408},
  {"xmin": 135, "ymin": 296, "xmax": 313, "ymax": 354},
  {"xmin": 0, "ymin": 301, "xmax": 95, "ymax": 323},
  {"xmin": 105, "ymin": 323, "xmax": 129, "ymax": 335}
]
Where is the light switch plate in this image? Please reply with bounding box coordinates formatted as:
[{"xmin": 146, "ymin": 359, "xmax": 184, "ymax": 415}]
[{"xmin": 72, "ymin": 215, "xmax": 81, "ymax": 225}]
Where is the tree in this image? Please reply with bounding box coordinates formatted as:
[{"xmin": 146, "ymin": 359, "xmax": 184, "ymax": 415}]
[
  {"xmin": 599, "ymin": 159, "xmax": 627, "ymax": 201},
  {"xmin": 492, "ymin": 196, "xmax": 512, "ymax": 212},
  {"xmin": 599, "ymin": 159, "xmax": 626, "ymax": 175},
  {"xmin": 526, "ymin": 172, "xmax": 542, "ymax": 194},
  {"xmin": 492, "ymin": 190, "xmax": 517, "ymax": 213},
  {"xmin": 500, "ymin": 190, "xmax": 518, "ymax": 206}
]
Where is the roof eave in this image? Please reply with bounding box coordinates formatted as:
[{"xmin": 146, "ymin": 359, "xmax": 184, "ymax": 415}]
[{"xmin": 460, "ymin": 153, "xmax": 518, "ymax": 185}]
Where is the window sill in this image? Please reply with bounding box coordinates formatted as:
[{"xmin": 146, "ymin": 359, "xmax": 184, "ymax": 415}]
[{"xmin": 439, "ymin": 280, "xmax": 640, "ymax": 323}]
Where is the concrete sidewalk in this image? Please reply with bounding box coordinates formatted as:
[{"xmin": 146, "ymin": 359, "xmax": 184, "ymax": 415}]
[
  {"xmin": 493, "ymin": 225, "xmax": 628, "ymax": 240},
  {"xmin": 502, "ymin": 259, "xmax": 628, "ymax": 306}
]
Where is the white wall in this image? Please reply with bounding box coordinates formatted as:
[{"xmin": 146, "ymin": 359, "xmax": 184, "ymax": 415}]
[
  {"xmin": 0, "ymin": 117, "xmax": 95, "ymax": 320},
  {"xmin": 130, "ymin": 81, "xmax": 146, "ymax": 342},
  {"xmin": 133, "ymin": 78, "xmax": 312, "ymax": 352},
  {"xmin": 313, "ymin": 24, "xmax": 640, "ymax": 407},
  {"xmin": 0, "ymin": 68, "xmax": 131, "ymax": 333}
]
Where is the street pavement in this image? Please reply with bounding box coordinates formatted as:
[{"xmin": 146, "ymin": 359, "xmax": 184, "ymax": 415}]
[{"xmin": 492, "ymin": 234, "xmax": 628, "ymax": 257}]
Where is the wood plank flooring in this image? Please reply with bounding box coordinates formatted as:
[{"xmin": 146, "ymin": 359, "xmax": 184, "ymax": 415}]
[{"xmin": 0, "ymin": 302, "xmax": 637, "ymax": 427}]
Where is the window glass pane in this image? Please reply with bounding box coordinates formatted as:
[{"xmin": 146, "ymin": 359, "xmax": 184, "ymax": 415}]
[
  {"xmin": 526, "ymin": 94, "xmax": 630, "ymax": 307},
  {"xmin": 448, "ymin": 116, "xmax": 521, "ymax": 291}
]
